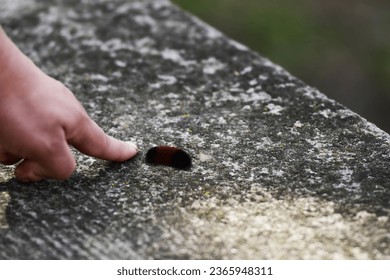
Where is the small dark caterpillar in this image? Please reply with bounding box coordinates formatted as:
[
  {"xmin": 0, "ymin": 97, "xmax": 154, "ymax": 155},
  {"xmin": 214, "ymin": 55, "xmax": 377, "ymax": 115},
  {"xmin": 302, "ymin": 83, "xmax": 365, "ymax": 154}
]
[{"xmin": 145, "ymin": 146, "xmax": 192, "ymax": 170}]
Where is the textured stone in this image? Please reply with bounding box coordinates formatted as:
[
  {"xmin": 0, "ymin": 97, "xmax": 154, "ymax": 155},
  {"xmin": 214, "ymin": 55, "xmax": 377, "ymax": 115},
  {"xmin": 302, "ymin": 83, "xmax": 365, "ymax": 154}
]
[{"xmin": 0, "ymin": 0, "xmax": 389, "ymax": 259}]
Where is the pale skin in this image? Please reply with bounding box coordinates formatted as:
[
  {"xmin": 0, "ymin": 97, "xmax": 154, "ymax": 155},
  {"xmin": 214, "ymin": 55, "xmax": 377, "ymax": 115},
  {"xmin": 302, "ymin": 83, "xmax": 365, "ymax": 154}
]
[{"xmin": 0, "ymin": 27, "xmax": 138, "ymax": 182}]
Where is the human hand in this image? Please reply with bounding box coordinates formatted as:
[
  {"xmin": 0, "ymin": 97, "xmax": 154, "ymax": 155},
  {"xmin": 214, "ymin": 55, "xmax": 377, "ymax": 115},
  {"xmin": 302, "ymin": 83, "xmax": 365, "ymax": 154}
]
[{"xmin": 0, "ymin": 28, "xmax": 138, "ymax": 182}]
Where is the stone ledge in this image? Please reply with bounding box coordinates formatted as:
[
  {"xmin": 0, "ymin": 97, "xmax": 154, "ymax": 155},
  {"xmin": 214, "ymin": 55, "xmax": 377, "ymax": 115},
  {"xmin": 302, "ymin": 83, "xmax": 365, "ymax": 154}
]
[{"xmin": 0, "ymin": 0, "xmax": 389, "ymax": 259}]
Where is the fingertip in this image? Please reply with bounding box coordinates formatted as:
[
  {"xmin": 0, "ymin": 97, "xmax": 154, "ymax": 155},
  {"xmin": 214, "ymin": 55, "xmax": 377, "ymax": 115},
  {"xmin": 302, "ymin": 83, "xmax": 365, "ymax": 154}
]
[
  {"xmin": 99, "ymin": 138, "xmax": 139, "ymax": 162},
  {"xmin": 126, "ymin": 141, "xmax": 139, "ymax": 152},
  {"xmin": 115, "ymin": 140, "xmax": 138, "ymax": 162}
]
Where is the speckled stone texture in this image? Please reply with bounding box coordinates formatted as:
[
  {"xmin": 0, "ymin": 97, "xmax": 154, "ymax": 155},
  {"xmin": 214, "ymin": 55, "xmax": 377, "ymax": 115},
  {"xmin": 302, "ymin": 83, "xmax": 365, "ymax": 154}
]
[{"xmin": 0, "ymin": 0, "xmax": 389, "ymax": 259}]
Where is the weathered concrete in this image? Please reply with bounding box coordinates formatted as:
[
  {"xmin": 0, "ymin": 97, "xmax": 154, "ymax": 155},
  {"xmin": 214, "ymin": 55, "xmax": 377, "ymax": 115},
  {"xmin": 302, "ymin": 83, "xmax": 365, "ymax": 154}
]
[{"xmin": 0, "ymin": 0, "xmax": 389, "ymax": 259}]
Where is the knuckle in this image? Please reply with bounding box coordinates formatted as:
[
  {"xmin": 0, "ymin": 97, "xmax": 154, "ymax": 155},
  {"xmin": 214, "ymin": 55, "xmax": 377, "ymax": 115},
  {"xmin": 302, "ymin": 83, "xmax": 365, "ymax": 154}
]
[{"xmin": 42, "ymin": 139, "xmax": 63, "ymax": 157}]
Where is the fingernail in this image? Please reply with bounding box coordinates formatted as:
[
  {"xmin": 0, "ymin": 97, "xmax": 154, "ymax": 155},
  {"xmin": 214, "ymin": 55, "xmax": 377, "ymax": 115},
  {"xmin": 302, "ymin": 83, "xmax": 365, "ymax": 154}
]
[{"xmin": 126, "ymin": 141, "xmax": 139, "ymax": 152}]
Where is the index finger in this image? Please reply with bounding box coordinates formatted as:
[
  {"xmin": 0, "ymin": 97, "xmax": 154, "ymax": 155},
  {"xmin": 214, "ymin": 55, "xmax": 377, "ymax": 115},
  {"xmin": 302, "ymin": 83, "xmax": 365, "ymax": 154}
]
[{"xmin": 67, "ymin": 116, "xmax": 138, "ymax": 162}]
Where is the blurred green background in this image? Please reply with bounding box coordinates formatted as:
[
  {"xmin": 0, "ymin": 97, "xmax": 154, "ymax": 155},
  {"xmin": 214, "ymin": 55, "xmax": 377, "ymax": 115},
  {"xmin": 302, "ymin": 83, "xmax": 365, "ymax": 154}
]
[{"xmin": 172, "ymin": 0, "xmax": 390, "ymax": 133}]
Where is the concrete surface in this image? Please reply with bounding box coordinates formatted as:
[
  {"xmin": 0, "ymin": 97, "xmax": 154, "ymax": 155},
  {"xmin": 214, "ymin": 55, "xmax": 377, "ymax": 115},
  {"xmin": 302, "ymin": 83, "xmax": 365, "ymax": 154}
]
[{"xmin": 0, "ymin": 0, "xmax": 389, "ymax": 259}]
